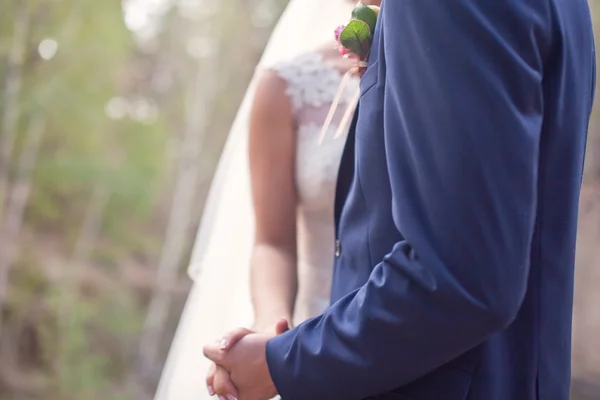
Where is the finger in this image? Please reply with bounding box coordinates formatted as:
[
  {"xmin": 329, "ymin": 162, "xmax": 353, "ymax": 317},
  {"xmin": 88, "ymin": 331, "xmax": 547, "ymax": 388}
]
[
  {"xmin": 212, "ymin": 365, "xmax": 239, "ymax": 400},
  {"xmin": 206, "ymin": 363, "xmax": 216, "ymax": 396},
  {"xmin": 219, "ymin": 327, "xmax": 253, "ymax": 351},
  {"xmin": 274, "ymin": 317, "xmax": 291, "ymax": 335},
  {"xmin": 203, "ymin": 342, "xmax": 225, "ymax": 364}
]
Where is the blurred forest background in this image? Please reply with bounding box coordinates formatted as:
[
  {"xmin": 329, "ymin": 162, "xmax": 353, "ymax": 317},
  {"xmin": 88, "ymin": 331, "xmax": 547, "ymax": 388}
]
[{"xmin": 0, "ymin": 0, "xmax": 598, "ymax": 399}]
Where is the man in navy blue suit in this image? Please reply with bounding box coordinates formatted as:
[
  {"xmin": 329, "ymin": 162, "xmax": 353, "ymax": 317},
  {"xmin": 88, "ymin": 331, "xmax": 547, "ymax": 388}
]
[{"xmin": 205, "ymin": 0, "xmax": 596, "ymax": 399}]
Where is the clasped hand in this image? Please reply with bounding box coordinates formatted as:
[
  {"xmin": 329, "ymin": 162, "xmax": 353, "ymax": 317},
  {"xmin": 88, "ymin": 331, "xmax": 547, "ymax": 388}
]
[{"xmin": 203, "ymin": 318, "xmax": 290, "ymax": 400}]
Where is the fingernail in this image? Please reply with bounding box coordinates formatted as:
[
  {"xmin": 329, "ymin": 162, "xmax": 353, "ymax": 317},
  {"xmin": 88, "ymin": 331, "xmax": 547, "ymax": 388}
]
[
  {"xmin": 227, "ymin": 395, "xmax": 238, "ymax": 400},
  {"xmin": 208, "ymin": 386, "xmax": 214, "ymax": 395},
  {"xmin": 220, "ymin": 338, "xmax": 228, "ymax": 349},
  {"xmin": 218, "ymin": 396, "xmax": 227, "ymax": 400}
]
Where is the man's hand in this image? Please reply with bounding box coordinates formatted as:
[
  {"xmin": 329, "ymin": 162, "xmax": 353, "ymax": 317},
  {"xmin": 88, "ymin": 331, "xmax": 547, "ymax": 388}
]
[
  {"xmin": 205, "ymin": 333, "xmax": 276, "ymax": 400},
  {"xmin": 205, "ymin": 319, "xmax": 289, "ymax": 400}
]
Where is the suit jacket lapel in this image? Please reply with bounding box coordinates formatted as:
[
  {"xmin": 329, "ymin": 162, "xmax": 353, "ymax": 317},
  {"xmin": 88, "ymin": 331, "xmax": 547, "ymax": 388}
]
[{"xmin": 334, "ymin": 104, "xmax": 360, "ymax": 235}]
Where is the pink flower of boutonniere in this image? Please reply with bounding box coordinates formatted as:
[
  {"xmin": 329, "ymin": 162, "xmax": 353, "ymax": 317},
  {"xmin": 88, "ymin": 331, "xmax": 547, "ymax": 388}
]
[
  {"xmin": 334, "ymin": 25, "xmax": 352, "ymax": 57},
  {"xmin": 319, "ymin": 2, "xmax": 380, "ymax": 145}
]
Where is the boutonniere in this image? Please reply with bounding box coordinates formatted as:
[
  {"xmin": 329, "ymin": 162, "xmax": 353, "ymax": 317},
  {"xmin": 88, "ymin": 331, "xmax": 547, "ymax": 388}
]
[{"xmin": 319, "ymin": 2, "xmax": 380, "ymax": 144}]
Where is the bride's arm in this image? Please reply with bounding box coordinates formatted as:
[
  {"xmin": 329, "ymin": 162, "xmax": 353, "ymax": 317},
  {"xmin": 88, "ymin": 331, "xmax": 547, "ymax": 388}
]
[{"xmin": 248, "ymin": 69, "xmax": 298, "ymax": 331}]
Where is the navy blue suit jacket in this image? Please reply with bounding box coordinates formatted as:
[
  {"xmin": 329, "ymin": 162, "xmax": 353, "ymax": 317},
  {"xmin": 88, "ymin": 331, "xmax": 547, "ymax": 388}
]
[{"xmin": 266, "ymin": 1, "xmax": 596, "ymax": 399}]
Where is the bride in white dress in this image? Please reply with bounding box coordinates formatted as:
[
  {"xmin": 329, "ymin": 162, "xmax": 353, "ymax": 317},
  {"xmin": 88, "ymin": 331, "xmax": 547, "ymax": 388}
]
[{"xmin": 153, "ymin": 0, "xmax": 364, "ymax": 398}]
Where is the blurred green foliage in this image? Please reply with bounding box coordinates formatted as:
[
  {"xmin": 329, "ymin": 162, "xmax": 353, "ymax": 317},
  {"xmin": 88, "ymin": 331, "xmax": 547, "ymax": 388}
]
[
  {"xmin": 0, "ymin": 1, "xmax": 166, "ymax": 398},
  {"xmin": 0, "ymin": 0, "xmax": 285, "ymax": 398}
]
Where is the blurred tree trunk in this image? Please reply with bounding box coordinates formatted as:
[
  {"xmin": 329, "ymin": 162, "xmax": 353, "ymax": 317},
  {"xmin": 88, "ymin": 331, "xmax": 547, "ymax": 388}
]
[
  {"xmin": 0, "ymin": 1, "xmax": 86, "ymax": 339},
  {"xmin": 56, "ymin": 182, "xmax": 110, "ymax": 366},
  {"xmin": 0, "ymin": 5, "xmax": 29, "ymax": 219},
  {"xmin": 0, "ymin": 115, "xmax": 45, "ymax": 338},
  {"xmin": 137, "ymin": 8, "xmax": 224, "ymax": 379},
  {"xmin": 70, "ymin": 183, "xmax": 111, "ymax": 268},
  {"xmin": 52, "ymin": 182, "xmax": 111, "ymax": 400}
]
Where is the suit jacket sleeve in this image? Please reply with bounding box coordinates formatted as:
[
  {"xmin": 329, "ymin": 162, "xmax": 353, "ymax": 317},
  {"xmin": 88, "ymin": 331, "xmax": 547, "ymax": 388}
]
[{"xmin": 266, "ymin": 1, "xmax": 548, "ymax": 398}]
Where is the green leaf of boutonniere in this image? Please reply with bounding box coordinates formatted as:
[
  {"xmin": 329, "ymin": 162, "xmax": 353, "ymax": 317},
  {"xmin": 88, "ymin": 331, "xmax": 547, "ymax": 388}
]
[
  {"xmin": 352, "ymin": 2, "xmax": 378, "ymax": 33},
  {"xmin": 339, "ymin": 20, "xmax": 372, "ymax": 60}
]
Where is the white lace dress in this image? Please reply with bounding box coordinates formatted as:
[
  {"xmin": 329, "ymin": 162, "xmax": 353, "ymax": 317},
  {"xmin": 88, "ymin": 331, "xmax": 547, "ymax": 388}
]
[
  {"xmin": 270, "ymin": 52, "xmax": 359, "ymax": 324},
  {"xmin": 154, "ymin": 51, "xmax": 359, "ymax": 400}
]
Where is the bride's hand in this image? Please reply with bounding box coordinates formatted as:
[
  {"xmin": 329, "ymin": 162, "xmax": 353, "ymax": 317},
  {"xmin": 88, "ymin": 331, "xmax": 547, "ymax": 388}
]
[
  {"xmin": 207, "ymin": 363, "xmax": 238, "ymax": 400},
  {"xmin": 206, "ymin": 319, "xmax": 290, "ymax": 398}
]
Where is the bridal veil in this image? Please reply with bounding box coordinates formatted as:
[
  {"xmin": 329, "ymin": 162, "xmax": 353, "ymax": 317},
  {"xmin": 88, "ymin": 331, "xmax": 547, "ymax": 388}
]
[{"xmin": 153, "ymin": 1, "xmax": 353, "ymax": 399}]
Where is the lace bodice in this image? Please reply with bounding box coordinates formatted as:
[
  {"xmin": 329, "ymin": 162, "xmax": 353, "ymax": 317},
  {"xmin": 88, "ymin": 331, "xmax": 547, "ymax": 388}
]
[{"xmin": 270, "ymin": 52, "xmax": 360, "ymax": 324}]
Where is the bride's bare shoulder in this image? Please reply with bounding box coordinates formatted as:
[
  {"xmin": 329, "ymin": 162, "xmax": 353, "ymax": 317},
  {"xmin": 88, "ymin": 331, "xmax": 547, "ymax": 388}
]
[
  {"xmin": 253, "ymin": 68, "xmax": 290, "ymax": 109},
  {"xmin": 249, "ymin": 68, "xmax": 295, "ymax": 131}
]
